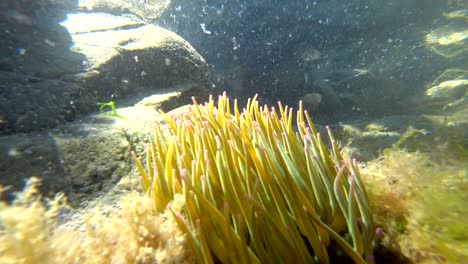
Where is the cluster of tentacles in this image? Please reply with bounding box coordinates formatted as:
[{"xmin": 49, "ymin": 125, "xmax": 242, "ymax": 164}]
[{"xmin": 132, "ymin": 92, "xmax": 376, "ymax": 263}]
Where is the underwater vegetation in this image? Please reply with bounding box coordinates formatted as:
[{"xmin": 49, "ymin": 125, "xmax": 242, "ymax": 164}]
[
  {"xmin": 363, "ymin": 150, "xmax": 468, "ymax": 263},
  {"xmin": 0, "ymin": 178, "xmax": 67, "ymax": 263},
  {"xmin": 97, "ymin": 100, "xmax": 127, "ymax": 119},
  {"xmin": 0, "ymin": 178, "xmax": 192, "ymax": 263},
  {"xmin": 132, "ymin": 93, "xmax": 377, "ymax": 263}
]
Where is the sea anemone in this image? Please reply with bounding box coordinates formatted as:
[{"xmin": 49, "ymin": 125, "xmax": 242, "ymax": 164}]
[{"xmin": 132, "ymin": 92, "xmax": 376, "ymax": 263}]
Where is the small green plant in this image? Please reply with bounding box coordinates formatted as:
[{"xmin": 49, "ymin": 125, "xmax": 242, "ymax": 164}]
[{"xmin": 97, "ymin": 101, "xmax": 126, "ymax": 119}]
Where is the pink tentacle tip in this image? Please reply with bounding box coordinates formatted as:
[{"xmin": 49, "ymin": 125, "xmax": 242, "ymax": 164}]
[
  {"xmin": 200, "ymin": 175, "xmax": 205, "ymax": 181},
  {"xmin": 224, "ymin": 201, "xmax": 229, "ymax": 208},
  {"xmin": 131, "ymin": 150, "xmax": 135, "ymax": 155},
  {"xmin": 376, "ymin": 227, "xmax": 383, "ymax": 236},
  {"xmin": 166, "ymin": 203, "xmax": 172, "ymax": 209},
  {"xmin": 180, "ymin": 168, "xmax": 187, "ymax": 179},
  {"xmin": 196, "ymin": 218, "xmax": 201, "ymax": 225}
]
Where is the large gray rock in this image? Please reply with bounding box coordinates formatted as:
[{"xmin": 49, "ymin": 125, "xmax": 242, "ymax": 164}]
[
  {"xmin": 0, "ymin": 3, "xmax": 211, "ymax": 134},
  {"xmin": 61, "ymin": 13, "xmax": 211, "ymax": 106}
]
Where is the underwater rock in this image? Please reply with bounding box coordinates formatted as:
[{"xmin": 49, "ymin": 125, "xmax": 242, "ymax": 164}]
[
  {"xmin": 61, "ymin": 13, "xmax": 211, "ymax": 107},
  {"xmin": 446, "ymin": 107, "xmax": 468, "ymax": 128},
  {"xmin": 0, "ymin": 4, "xmax": 211, "ymax": 134},
  {"xmin": 425, "ymin": 22, "xmax": 468, "ymax": 58},
  {"xmin": 443, "ymin": 8, "xmax": 468, "ymax": 21},
  {"xmin": 293, "ymin": 43, "xmax": 321, "ymax": 63},
  {"xmin": 425, "ymin": 79, "xmax": 467, "ymax": 100},
  {"xmin": 443, "ymin": 94, "xmax": 468, "ymax": 112},
  {"xmin": 0, "ymin": 98, "xmax": 170, "ymax": 205},
  {"xmin": 300, "ymin": 92, "xmax": 322, "ymax": 112},
  {"xmin": 421, "ymin": 69, "xmax": 468, "ymax": 112}
]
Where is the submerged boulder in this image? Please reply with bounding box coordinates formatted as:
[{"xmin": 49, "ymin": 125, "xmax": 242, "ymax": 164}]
[{"xmin": 0, "ymin": 4, "xmax": 211, "ymax": 134}]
